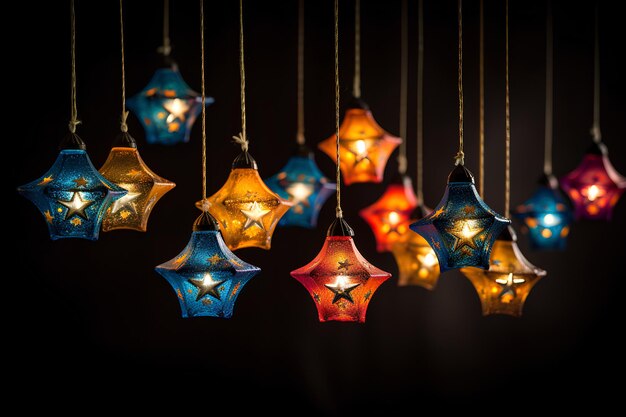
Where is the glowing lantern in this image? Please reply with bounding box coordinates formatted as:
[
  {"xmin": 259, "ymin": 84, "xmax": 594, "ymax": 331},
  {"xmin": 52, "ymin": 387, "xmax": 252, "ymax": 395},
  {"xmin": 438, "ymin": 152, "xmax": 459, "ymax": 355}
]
[
  {"xmin": 127, "ymin": 64, "xmax": 214, "ymax": 145},
  {"xmin": 99, "ymin": 133, "xmax": 176, "ymax": 232},
  {"xmin": 560, "ymin": 142, "xmax": 626, "ymax": 220},
  {"xmin": 410, "ymin": 165, "xmax": 510, "ymax": 272},
  {"xmin": 265, "ymin": 146, "xmax": 336, "ymax": 228},
  {"xmin": 18, "ymin": 134, "xmax": 127, "ymax": 240},
  {"xmin": 513, "ymin": 175, "xmax": 572, "ymax": 250},
  {"xmin": 359, "ymin": 175, "xmax": 418, "ymax": 252},
  {"xmin": 156, "ymin": 211, "xmax": 260, "ymax": 318},
  {"xmin": 291, "ymin": 218, "xmax": 391, "ymax": 322},
  {"xmin": 461, "ymin": 226, "xmax": 546, "ymax": 317},
  {"xmin": 200, "ymin": 152, "xmax": 292, "ymax": 250},
  {"xmin": 318, "ymin": 100, "xmax": 401, "ymax": 185}
]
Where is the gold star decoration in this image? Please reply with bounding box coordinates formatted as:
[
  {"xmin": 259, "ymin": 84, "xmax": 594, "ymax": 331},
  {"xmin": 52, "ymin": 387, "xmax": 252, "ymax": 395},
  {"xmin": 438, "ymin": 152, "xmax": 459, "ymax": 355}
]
[
  {"xmin": 109, "ymin": 191, "xmax": 141, "ymax": 214},
  {"xmin": 495, "ymin": 272, "xmax": 526, "ymax": 301},
  {"xmin": 241, "ymin": 201, "xmax": 271, "ymax": 231},
  {"xmin": 188, "ymin": 274, "xmax": 226, "ymax": 302},
  {"xmin": 73, "ymin": 177, "xmax": 88, "ymax": 187},
  {"xmin": 58, "ymin": 192, "xmax": 95, "ymax": 220},
  {"xmin": 119, "ymin": 210, "xmax": 132, "ymax": 219},
  {"xmin": 70, "ymin": 218, "xmax": 82, "ymax": 226},
  {"xmin": 127, "ymin": 169, "xmax": 142, "ymax": 177},
  {"xmin": 38, "ymin": 176, "xmax": 53, "ymax": 186},
  {"xmin": 449, "ymin": 221, "xmax": 481, "ymax": 251},
  {"xmin": 207, "ymin": 254, "xmax": 222, "ymax": 265},
  {"xmin": 324, "ymin": 276, "xmax": 361, "ymax": 304},
  {"xmin": 44, "ymin": 210, "xmax": 54, "ymax": 223},
  {"xmin": 338, "ymin": 259, "xmax": 353, "ymax": 271}
]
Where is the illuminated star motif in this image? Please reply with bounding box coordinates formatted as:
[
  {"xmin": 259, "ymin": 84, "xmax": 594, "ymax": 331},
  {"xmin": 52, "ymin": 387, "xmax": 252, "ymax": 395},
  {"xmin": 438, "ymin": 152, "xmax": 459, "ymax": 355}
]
[
  {"xmin": 449, "ymin": 221, "xmax": 480, "ymax": 251},
  {"xmin": 110, "ymin": 191, "xmax": 141, "ymax": 214},
  {"xmin": 163, "ymin": 98, "xmax": 190, "ymax": 123},
  {"xmin": 207, "ymin": 254, "xmax": 222, "ymax": 265},
  {"xmin": 286, "ymin": 182, "xmax": 314, "ymax": 206},
  {"xmin": 188, "ymin": 274, "xmax": 226, "ymax": 302},
  {"xmin": 44, "ymin": 210, "xmax": 54, "ymax": 223},
  {"xmin": 324, "ymin": 276, "xmax": 361, "ymax": 304},
  {"xmin": 73, "ymin": 177, "xmax": 88, "ymax": 187},
  {"xmin": 58, "ymin": 192, "xmax": 95, "ymax": 220},
  {"xmin": 38, "ymin": 176, "xmax": 53, "ymax": 186},
  {"xmin": 495, "ymin": 273, "xmax": 525, "ymax": 300},
  {"xmin": 119, "ymin": 210, "xmax": 131, "ymax": 219},
  {"xmin": 241, "ymin": 201, "xmax": 271, "ymax": 231},
  {"xmin": 338, "ymin": 259, "xmax": 353, "ymax": 271}
]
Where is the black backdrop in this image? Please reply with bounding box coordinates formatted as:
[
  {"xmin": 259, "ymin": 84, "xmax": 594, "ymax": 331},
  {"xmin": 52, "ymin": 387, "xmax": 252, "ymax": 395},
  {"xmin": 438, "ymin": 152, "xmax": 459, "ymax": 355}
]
[{"xmin": 10, "ymin": 0, "xmax": 625, "ymax": 411}]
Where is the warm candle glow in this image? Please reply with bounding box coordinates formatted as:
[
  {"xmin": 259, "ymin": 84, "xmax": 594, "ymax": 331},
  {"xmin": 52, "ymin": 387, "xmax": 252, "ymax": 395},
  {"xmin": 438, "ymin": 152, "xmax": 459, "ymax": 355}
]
[
  {"xmin": 163, "ymin": 98, "xmax": 190, "ymax": 123},
  {"xmin": 585, "ymin": 184, "xmax": 601, "ymax": 201},
  {"xmin": 542, "ymin": 213, "xmax": 559, "ymax": 226},
  {"xmin": 354, "ymin": 140, "xmax": 367, "ymax": 158}
]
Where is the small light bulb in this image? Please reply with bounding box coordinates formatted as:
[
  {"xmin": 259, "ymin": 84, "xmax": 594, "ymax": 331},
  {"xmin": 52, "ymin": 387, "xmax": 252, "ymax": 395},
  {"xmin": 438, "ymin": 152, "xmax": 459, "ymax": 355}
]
[
  {"xmin": 542, "ymin": 213, "xmax": 559, "ymax": 226},
  {"xmin": 355, "ymin": 140, "xmax": 367, "ymax": 157},
  {"xmin": 587, "ymin": 185, "xmax": 600, "ymax": 201},
  {"xmin": 388, "ymin": 211, "xmax": 400, "ymax": 225}
]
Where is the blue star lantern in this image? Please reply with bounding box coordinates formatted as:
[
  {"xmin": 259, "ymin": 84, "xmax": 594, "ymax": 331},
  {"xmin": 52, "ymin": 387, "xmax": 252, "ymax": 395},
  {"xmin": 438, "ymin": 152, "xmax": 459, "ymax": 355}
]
[
  {"xmin": 127, "ymin": 64, "xmax": 214, "ymax": 145},
  {"xmin": 410, "ymin": 165, "xmax": 510, "ymax": 272},
  {"xmin": 18, "ymin": 133, "xmax": 127, "ymax": 240},
  {"xmin": 265, "ymin": 147, "xmax": 336, "ymax": 228},
  {"xmin": 156, "ymin": 212, "xmax": 261, "ymax": 318},
  {"xmin": 513, "ymin": 175, "xmax": 572, "ymax": 250}
]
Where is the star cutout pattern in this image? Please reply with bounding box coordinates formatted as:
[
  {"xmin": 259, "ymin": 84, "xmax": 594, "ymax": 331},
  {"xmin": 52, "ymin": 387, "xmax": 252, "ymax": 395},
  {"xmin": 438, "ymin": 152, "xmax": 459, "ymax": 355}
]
[
  {"xmin": 411, "ymin": 165, "xmax": 510, "ymax": 272},
  {"xmin": 265, "ymin": 155, "xmax": 336, "ymax": 228},
  {"xmin": 99, "ymin": 146, "xmax": 175, "ymax": 232},
  {"xmin": 318, "ymin": 107, "xmax": 401, "ymax": 185},
  {"xmin": 391, "ymin": 218, "xmax": 441, "ymax": 290},
  {"xmin": 18, "ymin": 148, "xmax": 126, "ymax": 240},
  {"xmin": 206, "ymin": 166, "xmax": 292, "ymax": 250},
  {"xmin": 291, "ymin": 236, "xmax": 391, "ymax": 323},
  {"xmin": 156, "ymin": 227, "xmax": 261, "ymax": 318},
  {"xmin": 127, "ymin": 66, "xmax": 213, "ymax": 145}
]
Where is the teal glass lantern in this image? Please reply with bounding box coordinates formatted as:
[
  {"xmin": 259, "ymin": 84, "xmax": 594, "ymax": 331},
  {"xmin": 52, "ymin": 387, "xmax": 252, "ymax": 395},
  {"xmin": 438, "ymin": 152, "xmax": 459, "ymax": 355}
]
[
  {"xmin": 156, "ymin": 212, "xmax": 261, "ymax": 318},
  {"xmin": 410, "ymin": 165, "xmax": 510, "ymax": 272},
  {"xmin": 265, "ymin": 146, "xmax": 336, "ymax": 228},
  {"xmin": 127, "ymin": 64, "xmax": 214, "ymax": 145},
  {"xmin": 514, "ymin": 175, "xmax": 572, "ymax": 250},
  {"xmin": 17, "ymin": 133, "xmax": 127, "ymax": 241}
]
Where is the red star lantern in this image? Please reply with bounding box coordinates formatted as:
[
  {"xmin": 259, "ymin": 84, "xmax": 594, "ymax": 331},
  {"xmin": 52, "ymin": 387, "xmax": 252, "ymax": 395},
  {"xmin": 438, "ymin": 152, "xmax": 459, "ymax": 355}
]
[
  {"xmin": 318, "ymin": 100, "xmax": 401, "ymax": 185},
  {"xmin": 291, "ymin": 218, "xmax": 391, "ymax": 322},
  {"xmin": 359, "ymin": 176, "xmax": 418, "ymax": 252}
]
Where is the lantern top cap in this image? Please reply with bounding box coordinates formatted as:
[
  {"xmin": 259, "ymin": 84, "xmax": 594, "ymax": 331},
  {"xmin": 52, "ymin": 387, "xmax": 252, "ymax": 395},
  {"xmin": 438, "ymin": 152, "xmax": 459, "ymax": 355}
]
[
  {"xmin": 232, "ymin": 151, "xmax": 258, "ymax": 170},
  {"xmin": 295, "ymin": 144, "xmax": 314, "ymax": 159},
  {"xmin": 497, "ymin": 225, "xmax": 517, "ymax": 242},
  {"xmin": 447, "ymin": 164, "xmax": 475, "ymax": 184},
  {"xmin": 59, "ymin": 132, "xmax": 87, "ymax": 151},
  {"xmin": 537, "ymin": 173, "xmax": 559, "ymax": 189},
  {"xmin": 346, "ymin": 97, "xmax": 370, "ymax": 110},
  {"xmin": 112, "ymin": 132, "xmax": 137, "ymax": 149},
  {"xmin": 585, "ymin": 141, "xmax": 608, "ymax": 156},
  {"xmin": 193, "ymin": 211, "xmax": 220, "ymax": 231},
  {"xmin": 327, "ymin": 217, "xmax": 355, "ymax": 237}
]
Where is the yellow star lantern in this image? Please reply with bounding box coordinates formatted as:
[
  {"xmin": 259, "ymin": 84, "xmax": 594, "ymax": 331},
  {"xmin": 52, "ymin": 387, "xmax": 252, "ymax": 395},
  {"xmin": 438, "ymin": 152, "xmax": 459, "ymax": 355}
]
[
  {"xmin": 99, "ymin": 134, "xmax": 175, "ymax": 232},
  {"xmin": 200, "ymin": 151, "xmax": 292, "ymax": 251},
  {"xmin": 461, "ymin": 227, "xmax": 546, "ymax": 317},
  {"xmin": 391, "ymin": 218, "xmax": 441, "ymax": 290},
  {"xmin": 318, "ymin": 100, "xmax": 401, "ymax": 185}
]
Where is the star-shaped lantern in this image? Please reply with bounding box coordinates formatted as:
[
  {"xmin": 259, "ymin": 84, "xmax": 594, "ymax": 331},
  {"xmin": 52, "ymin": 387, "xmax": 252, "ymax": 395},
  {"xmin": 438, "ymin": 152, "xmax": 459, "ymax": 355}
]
[
  {"xmin": 514, "ymin": 175, "xmax": 572, "ymax": 250},
  {"xmin": 318, "ymin": 100, "xmax": 401, "ymax": 185},
  {"xmin": 127, "ymin": 63, "xmax": 214, "ymax": 145},
  {"xmin": 200, "ymin": 151, "xmax": 292, "ymax": 251},
  {"xmin": 156, "ymin": 211, "xmax": 261, "ymax": 318},
  {"xmin": 359, "ymin": 175, "xmax": 418, "ymax": 252},
  {"xmin": 410, "ymin": 165, "xmax": 510, "ymax": 272},
  {"xmin": 99, "ymin": 132, "xmax": 175, "ymax": 232},
  {"xmin": 560, "ymin": 142, "xmax": 626, "ymax": 221},
  {"xmin": 461, "ymin": 226, "xmax": 546, "ymax": 317},
  {"xmin": 291, "ymin": 218, "xmax": 391, "ymax": 322},
  {"xmin": 17, "ymin": 133, "xmax": 127, "ymax": 240},
  {"xmin": 265, "ymin": 146, "xmax": 336, "ymax": 228}
]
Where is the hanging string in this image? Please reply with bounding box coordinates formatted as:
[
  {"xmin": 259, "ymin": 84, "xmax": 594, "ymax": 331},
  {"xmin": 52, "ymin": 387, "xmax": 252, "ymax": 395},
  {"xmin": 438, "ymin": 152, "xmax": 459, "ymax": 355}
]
[
  {"xmin": 68, "ymin": 0, "xmax": 80, "ymax": 133},
  {"xmin": 591, "ymin": 4, "xmax": 601, "ymax": 143},
  {"xmin": 397, "ymin": 0, "xmax": 408, "ymax": 175},
  {"xmin": 544, "ymin": 0, "xmax": 553, "ymax": 176},
  {"xmin": 416, "ymin": 0, "xmax": 424, "ymax": 201},
  {"xmin": 478, "ymin": 0, "xmax": 484, "ymax": 195},
  {"xmin": 296, "ymin": 0, "xmax": 305, "ymax": 145},
  {"xmin": 158, "ymin": 0, "xmax": 172, "ymax": 56},
  {"xmin": 455, "ymin": 0, "xmax": 464, "ymax": 166},
  {"xmin": 233, "ymin": 0, "xmax": 249, "ymax": 152},
  {"xmin": 119, "ymin": 0, "xmax": 129, "ymax": 133},
  {"xmin": 334, "ymin": 0, "xmax": 342, "ymax": 218},
  {"xmin": 353, "ymin": 0, "xmax": 361, "ymax": 98},
  {"xmin": 200, "ymin": 0, "xmax": 207, "ymax": 201},
  {"xmin": 504, "ymin": 0, "xmax": 511, "ymax": 218}
]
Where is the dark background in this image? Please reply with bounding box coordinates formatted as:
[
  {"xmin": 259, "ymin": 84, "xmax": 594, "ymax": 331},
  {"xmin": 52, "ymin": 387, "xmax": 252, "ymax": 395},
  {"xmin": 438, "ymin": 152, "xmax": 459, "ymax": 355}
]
[{"xmin": 10, "ymin": 0, "xmax": 625, "ymax": 411}]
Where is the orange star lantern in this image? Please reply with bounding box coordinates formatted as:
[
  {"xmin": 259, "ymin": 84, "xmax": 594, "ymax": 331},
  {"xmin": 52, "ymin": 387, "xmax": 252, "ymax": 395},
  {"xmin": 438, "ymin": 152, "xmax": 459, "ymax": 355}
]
[
  {"xmin": 359, "ymin": 175, "xmax": 418, "ymax": 252},
  {"xmin": 318, "ymin": 100, "xmax": 401, "ymax": 185},
  {"xmin": 202, "ymin": 151, "xmax": 292, "ymax": 251},
  {"xmin": 99, "ymin": 133, "xmax": 175, "ymax": 232},
  {"xmin": 291, "ymin": 218, "xmax": 391, "ymax": 322},
  {"xmin": 461, "ymin": 227, "xmax": 546, "ymax": 317}
]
